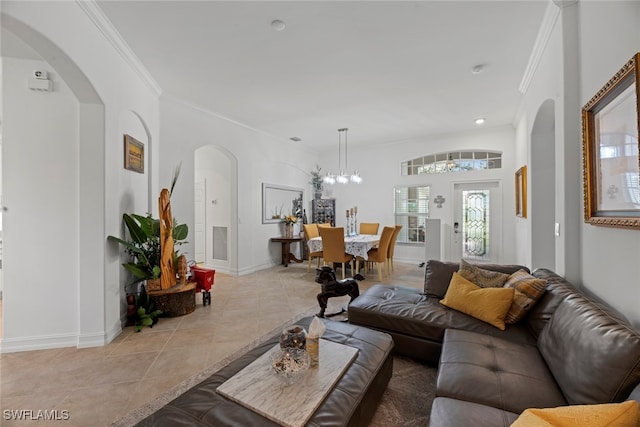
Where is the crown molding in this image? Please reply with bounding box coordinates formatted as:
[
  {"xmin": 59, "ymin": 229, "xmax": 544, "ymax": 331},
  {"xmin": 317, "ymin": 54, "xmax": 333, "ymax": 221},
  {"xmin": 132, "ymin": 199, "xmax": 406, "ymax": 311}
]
[
  {"xmin": 76, "ymin": 0, "xmax": 162, "ymax": 96},
  {"xmin": 518, "ymin": 1, "xmax": 561, "ymax": 95}
]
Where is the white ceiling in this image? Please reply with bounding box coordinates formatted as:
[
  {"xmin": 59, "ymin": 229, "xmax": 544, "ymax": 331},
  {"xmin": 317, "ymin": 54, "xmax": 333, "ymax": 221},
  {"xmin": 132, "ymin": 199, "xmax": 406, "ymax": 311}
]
[{"xmin": 16, "ymin": 1, "xmax": 550, "ymax": 150}]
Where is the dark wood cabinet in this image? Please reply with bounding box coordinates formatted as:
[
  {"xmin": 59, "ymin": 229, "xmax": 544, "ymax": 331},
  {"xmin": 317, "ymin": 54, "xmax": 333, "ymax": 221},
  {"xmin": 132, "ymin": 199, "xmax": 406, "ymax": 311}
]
[{"xmin": 312, "ymin": 199, "xmax": 336, "ymax": 226}]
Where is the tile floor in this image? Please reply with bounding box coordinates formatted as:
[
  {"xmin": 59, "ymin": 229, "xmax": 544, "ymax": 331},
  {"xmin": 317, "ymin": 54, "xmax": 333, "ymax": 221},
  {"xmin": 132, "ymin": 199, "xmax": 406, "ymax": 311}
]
[{"xmin": 0, "ymin": 261, "xmax": 424, "ymax": 426}]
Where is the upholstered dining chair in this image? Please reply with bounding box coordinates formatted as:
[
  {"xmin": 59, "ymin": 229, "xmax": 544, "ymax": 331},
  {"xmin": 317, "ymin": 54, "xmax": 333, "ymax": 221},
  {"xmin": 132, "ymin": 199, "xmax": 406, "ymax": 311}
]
[
  {"xmin": 303, "ymin": 224, "xmax": 323, "ymax": 272},
  {"xmin": 317, "ymin": 222, "xmax": 332, "ymax": 229},
  {"xmin": 318, "ymin": 226, "xmax": 354, "ymax": 280},
  {"xmin": 359, "ymin": 222, "xmax": 380, "ymax": 235},
  {"xmin": 387, "ymin": 225, "xmax": 403, "ymax": 273},
  {"xmin": 363, "ymin": 226, "xmax": 395, "ymax": 280}
]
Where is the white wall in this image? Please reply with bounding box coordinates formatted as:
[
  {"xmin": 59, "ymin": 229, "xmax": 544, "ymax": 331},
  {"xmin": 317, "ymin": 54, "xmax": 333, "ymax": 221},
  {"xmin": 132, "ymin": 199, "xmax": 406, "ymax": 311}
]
[
  {"xmin": 516, "ymin": 1, "xmax": 640, "ymax": 326},
  {"xmin": 318, "ymin": 125, "xmax": 519, "ymax": 266},
  {"xmin": 159, "ymin": 97, "xmax": 318, "ymax": 275},
  {"xmin": 577, "ymin": 1, "xmax": 640, "ymax": 325},
  {"xmin": 3, "ymin": 57, "xmax": 80, "ymax": 345},
  {"xmin": 1, "ymin": 1, "xmax": 160, "ymax": 351}
]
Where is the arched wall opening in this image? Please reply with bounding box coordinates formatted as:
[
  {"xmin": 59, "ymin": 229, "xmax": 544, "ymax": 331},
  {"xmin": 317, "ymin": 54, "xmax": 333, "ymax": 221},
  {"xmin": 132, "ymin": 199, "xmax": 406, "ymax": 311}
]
[
  {"xmin": 530, "ymin": 99, "xmax": 556, "ymax": 270},
  {"xmin": 1, "ymin": 14, "xmax": 106, "ymax": 351},
  {"xmin": 194, "ymin": 145, "xmax": 239, "ymax": 275}
]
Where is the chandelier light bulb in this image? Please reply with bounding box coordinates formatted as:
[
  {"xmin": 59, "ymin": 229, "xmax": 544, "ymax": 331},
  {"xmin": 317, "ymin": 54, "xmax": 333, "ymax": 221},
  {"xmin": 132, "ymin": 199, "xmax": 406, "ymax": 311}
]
[
  {"xmin": 336, "ymin": 172, "xmax": 349, "ymax": 184},
  {"xmin": 323, "ymin": 173, "xmax": 336, "ymax": 185},
  {"xmin": 350, "ymin": 171, "xmax": 362, "ymax": 184}
]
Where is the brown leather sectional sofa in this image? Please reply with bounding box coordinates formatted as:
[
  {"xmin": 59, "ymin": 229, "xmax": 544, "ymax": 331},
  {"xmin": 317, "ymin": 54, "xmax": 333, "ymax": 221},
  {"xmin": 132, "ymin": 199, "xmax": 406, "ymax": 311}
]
[{"xmin": 348, "ymin": 260, "xmax": 640, "ymax": 426}]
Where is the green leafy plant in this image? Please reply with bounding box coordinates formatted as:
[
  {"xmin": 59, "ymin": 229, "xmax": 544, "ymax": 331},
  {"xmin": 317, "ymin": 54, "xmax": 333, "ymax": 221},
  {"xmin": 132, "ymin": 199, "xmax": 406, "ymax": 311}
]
[
  {"xmin": 108, "ymin": 163, "xmax": 188, "ymax": 283},
  {"xmin": 108, "ymin": 213, "xmax": 188, "ymax": 282},
  {"xmin": 310, "ymin": 165, "xmax": 324, "ymax": 192},
  {"xmin": 133, "ymin": 285, "xmax": 162, "ymax": 332}
]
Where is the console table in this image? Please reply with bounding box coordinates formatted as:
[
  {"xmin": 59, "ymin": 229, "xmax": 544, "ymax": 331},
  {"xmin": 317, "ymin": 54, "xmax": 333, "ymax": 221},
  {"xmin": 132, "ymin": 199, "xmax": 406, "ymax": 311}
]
[{"xmin": 270, "ymin": 237, "xmax": 303, "ymax": 267}]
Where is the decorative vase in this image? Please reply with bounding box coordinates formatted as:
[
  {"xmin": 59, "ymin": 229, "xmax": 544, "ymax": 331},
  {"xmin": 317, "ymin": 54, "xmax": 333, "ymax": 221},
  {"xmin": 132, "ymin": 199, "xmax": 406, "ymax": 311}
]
[
  {"xmin": 284, "ymin": 223, "xmax": 294, "ymax": 238},
  {"xmin": 279, "ymin": 325, "xmax": 307, "ymax": 350},
  {"xmin": 314, "ymin": 190, "xmax": 322, "ymax": 200}
]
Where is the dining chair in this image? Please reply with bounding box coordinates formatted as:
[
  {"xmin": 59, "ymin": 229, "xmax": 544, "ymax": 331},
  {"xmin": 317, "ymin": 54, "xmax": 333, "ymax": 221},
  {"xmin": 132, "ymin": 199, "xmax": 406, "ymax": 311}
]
[
  {"xmin": 364, "ymin": 226, "xmax": 395, "ymax": 280},
  {"xmin": 359, "ymin": 222, "xmax": 380, "ymax": 235},
  {"xmin": 318, "ymin": 226, "xmax": 354, "ymax": 280},
  {"xmin": 387, "ymin": 225, "xmax": 403, "ymax": 273},
  {"xmin": 317, "ymin": 222, "xmax": 332, "ymax": 228},
  {"xmin": 303, "ymin": 224, "xmax": 322, "ymax": 272}
]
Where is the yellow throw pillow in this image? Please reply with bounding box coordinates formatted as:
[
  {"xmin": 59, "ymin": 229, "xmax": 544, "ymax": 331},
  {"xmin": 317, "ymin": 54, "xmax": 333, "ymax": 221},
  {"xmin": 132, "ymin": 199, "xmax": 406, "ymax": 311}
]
[
  {"xmin": 440, "ymin": 272, "xmax": 514, "ymax": 330},
  {"xmin": 510, "ymin": 401, "xmax": 640, "ymax": 427}
]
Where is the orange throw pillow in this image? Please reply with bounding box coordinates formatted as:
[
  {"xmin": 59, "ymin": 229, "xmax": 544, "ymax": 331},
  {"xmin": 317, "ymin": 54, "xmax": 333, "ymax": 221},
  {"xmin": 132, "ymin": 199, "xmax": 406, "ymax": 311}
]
[
  {"xmin": 440, "ymin": 272, "xmax": 514, "ymax": 330},
  {"xmin": 510, "ymin": 401, "xmax": 640, "ymax": 427}
]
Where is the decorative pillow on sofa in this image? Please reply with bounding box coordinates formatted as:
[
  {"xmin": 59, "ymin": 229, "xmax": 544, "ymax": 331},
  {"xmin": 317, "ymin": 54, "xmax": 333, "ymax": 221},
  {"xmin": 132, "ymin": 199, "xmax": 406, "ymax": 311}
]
[
  {"xmin": 510, "ymin": 401, "xmax": 640, "ymax": 426},
  {"xmin": 503, "ymin": 269, "xmax": 547, "ymax": 324},
  {"xmin": 458, "ymin": 259, "xmax": 510, "ymax": 288},
  {"xmin": 440, "ymin": 272, "xmax": 515, "ymax": 330}
]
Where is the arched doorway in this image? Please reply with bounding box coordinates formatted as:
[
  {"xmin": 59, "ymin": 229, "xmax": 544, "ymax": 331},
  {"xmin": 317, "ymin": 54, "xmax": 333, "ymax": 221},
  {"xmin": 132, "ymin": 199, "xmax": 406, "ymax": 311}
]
[
  {"xmin": 530, "ymin": 99, "xmax": 556, "ymax": 270},
  {"xmin": 194, "ymin": 145, "xmax": 238, "ymax": 275},
  {"xmin": 1, "ymin": 14, "xmax": 106, "ymax": 350}
]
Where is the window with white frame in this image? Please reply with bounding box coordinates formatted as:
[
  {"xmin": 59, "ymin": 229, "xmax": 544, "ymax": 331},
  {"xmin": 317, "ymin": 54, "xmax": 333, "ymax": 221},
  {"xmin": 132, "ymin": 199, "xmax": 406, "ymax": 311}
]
[
  {"xmin": 394, "ymin": 185, "xmax": 430, "ymax": 244},
  {"xmin": 401, "ymin": 150, "xmax": 502, "ymax": 175}
]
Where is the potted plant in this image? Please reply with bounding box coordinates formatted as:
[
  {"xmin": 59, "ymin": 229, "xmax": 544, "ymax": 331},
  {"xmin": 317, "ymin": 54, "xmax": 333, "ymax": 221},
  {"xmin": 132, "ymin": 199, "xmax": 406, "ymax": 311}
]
[
  {"xmin": 310, "ymin": 165, "xmax": 324, "ymax": 199},
  {"xmin": 108, "ymin": 213, "xmax": 188, "ymax": 286},
  {"xmin": 108, "ymin": 165, "xmax": 189, "ymax": 329}
]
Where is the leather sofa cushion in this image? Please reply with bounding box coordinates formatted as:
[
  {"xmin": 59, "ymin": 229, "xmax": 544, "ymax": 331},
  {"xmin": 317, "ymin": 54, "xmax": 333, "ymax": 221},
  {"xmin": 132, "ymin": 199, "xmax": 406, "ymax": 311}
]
[
  {"xmin": 429, "ymin": 397, "xmax": 519, "ymax": 427},
  {"xmin": 436, "ymin": 329, "xmax": 567, "ymax": 414},
  {"xmin": 537, "ymin": 293, "xmax": 640, "ymax": 405},
  {"xmin": 424, "ymin": 260, "xmax": 529, "ymax": 298},
  {"xmin": 348, "ymin": 284, "xmax": 536, "ymax": 347},
  {"xmin": 526, "ymin": 268, "xmax": 578, "ymax": 339}
]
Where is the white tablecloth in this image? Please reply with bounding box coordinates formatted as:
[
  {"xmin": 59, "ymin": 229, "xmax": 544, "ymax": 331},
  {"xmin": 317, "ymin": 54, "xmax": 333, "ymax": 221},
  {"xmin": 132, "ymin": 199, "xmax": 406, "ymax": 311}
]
[{"xmin": 307, "ymin": 234, "xmax": 380, "ymax": 260}]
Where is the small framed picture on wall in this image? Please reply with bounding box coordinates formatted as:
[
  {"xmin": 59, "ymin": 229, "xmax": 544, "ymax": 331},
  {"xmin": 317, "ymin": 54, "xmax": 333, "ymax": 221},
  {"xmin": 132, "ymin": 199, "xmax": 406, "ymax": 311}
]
[
  {"xmin": 515, "ymin": 165, "xmax": 527, "ymax": 218},
  {"xmin": 124, "ymin": 134, "xmax": 144, "ymax": 173}
]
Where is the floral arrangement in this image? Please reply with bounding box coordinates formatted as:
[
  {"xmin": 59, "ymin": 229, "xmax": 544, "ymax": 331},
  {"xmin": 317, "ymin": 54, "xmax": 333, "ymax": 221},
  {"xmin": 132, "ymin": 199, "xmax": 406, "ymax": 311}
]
[{"xmin": 282, "ymin": 214, "xmax": 298, "ymax": 225}]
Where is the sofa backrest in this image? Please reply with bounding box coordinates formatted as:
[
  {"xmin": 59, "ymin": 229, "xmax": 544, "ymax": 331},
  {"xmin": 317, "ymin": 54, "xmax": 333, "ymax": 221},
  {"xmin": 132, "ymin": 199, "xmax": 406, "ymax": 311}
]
[
  {"xmin": 423, "ymin": 259, "xmax": 529, "ymax": 299},
  {"xmin": 527, "ymin": 268, "xmax": 579, "ymax": 339},
  {"xmin": 537, "ymin": 292, "xmax": 640, "ymax": 405}
]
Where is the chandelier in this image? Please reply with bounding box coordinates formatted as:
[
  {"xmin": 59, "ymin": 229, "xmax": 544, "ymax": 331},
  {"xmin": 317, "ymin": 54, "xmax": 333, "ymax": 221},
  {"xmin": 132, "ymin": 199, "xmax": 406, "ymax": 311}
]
[{"xmin": 323, "ymin": 128, "xmax": 362, "ymax": 185}]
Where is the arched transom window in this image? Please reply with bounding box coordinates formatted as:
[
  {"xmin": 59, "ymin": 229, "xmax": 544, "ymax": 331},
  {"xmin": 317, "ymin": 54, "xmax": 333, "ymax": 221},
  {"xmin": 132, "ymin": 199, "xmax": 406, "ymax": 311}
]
[{"xmin": 401, "ymin": 150, "xmax": 502, "ymax": 175}]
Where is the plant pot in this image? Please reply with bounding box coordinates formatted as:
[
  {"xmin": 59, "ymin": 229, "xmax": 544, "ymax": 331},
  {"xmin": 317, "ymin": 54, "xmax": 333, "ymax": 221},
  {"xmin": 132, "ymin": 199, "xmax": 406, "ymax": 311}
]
[
  {"xmin": 146, "ymin": 278, "xmax": 162, "ymax": 292},
  {"xmin": 284, "ymin": 223, "xmax": 294, "ymax": 238}
]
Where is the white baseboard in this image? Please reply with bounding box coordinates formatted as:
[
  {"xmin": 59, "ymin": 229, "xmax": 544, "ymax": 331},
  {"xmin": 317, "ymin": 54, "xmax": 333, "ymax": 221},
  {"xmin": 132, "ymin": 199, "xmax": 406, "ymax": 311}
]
[{"xmin": 0, "ymin": 332, "xmax": 78, "ymax": 353}]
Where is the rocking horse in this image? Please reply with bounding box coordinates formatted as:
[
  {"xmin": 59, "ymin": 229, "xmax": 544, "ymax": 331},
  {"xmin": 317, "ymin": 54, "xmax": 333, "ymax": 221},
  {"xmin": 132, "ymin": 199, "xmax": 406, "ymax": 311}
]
[{"xmin": 315, "ymin": 266, "xmax": 361, "ymax": 318}]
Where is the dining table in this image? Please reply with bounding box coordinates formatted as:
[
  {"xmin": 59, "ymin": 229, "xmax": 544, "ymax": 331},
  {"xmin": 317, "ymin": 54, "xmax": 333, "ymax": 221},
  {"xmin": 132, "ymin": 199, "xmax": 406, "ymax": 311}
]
[{"xmin": 307, "ymin": 234, "xmax": 380, "ymax": 260}]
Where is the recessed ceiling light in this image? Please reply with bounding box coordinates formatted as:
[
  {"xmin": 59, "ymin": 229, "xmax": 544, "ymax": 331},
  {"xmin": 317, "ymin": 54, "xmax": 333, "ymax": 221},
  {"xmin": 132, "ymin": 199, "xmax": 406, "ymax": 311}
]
[
  {"xmin": 471, "ymin": 64, "xmax": 485, "ymax": 74},
  {"xmin": 474, "ymin": 118, "xmax": 486, "ymax": 125},
  {"xmin": 271, "ymin": 20, "xmax": 286, "ymax": 31},
  {"xmin": 290, "ymin": 136, "xmax": 301, "ymax": 142}
]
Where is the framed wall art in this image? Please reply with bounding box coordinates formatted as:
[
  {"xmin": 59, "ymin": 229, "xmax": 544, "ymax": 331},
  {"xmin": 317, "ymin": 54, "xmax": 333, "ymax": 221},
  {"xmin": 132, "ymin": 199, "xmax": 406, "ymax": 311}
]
[
  {"xmin": 582, "ymin": 53, "xmax": 640, "ymax": 229},
  {"xmin": 124, "ymin": 134, "xmax": 144, "ymax": 173},
  {"xmin": 515, "ymin": 165, "xmax": 527, "ymax": 218}
]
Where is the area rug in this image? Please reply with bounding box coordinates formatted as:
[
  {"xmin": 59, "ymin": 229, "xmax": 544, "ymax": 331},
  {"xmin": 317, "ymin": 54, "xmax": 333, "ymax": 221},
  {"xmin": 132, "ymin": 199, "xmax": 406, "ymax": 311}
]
[{"xmin": 112, "ymin": 310, "xmax": 436, "ymax": 426}]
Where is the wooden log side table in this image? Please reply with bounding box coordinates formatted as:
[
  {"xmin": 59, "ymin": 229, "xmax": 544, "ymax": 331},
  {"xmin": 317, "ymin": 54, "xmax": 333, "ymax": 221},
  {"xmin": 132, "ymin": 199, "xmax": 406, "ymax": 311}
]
[{"xmin": 270, "ymin": 237, "xmax": 304, "ymax": 267}]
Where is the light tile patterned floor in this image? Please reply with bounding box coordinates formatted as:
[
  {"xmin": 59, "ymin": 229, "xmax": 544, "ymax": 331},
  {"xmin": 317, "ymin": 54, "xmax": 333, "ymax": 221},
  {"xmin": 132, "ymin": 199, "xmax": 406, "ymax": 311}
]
[{"xmin": 0, "ymin": 261, "xmax": 424, "ymax": 426}]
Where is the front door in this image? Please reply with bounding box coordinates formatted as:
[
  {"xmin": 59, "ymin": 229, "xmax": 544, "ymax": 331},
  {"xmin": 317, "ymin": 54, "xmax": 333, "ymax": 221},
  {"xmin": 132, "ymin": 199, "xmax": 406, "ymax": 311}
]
[{"xmin": 452, "ymin": 181, "xmax": 502, "ymax": 263}]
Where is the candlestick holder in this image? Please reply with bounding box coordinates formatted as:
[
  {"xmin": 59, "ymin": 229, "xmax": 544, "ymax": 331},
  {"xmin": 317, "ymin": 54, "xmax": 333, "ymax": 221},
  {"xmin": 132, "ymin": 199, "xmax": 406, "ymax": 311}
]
[{"xmin": 353, "ymin": 212, "xmax": 358, "ymax": 236}]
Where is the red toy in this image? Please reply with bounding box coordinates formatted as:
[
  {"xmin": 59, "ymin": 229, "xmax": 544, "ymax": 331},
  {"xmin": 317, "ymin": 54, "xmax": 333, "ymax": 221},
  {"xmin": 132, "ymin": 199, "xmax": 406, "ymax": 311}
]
[{"xmin": 191, "ymin": 266, "xmax": 215, "ymax": 306}]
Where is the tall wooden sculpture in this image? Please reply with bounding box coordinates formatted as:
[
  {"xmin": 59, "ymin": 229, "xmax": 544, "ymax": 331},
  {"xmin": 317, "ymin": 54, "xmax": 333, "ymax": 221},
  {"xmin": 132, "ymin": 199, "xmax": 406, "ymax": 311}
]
[{"xmin": 159, "ymin": 188, "xmax": 176, "ymax": 289}]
